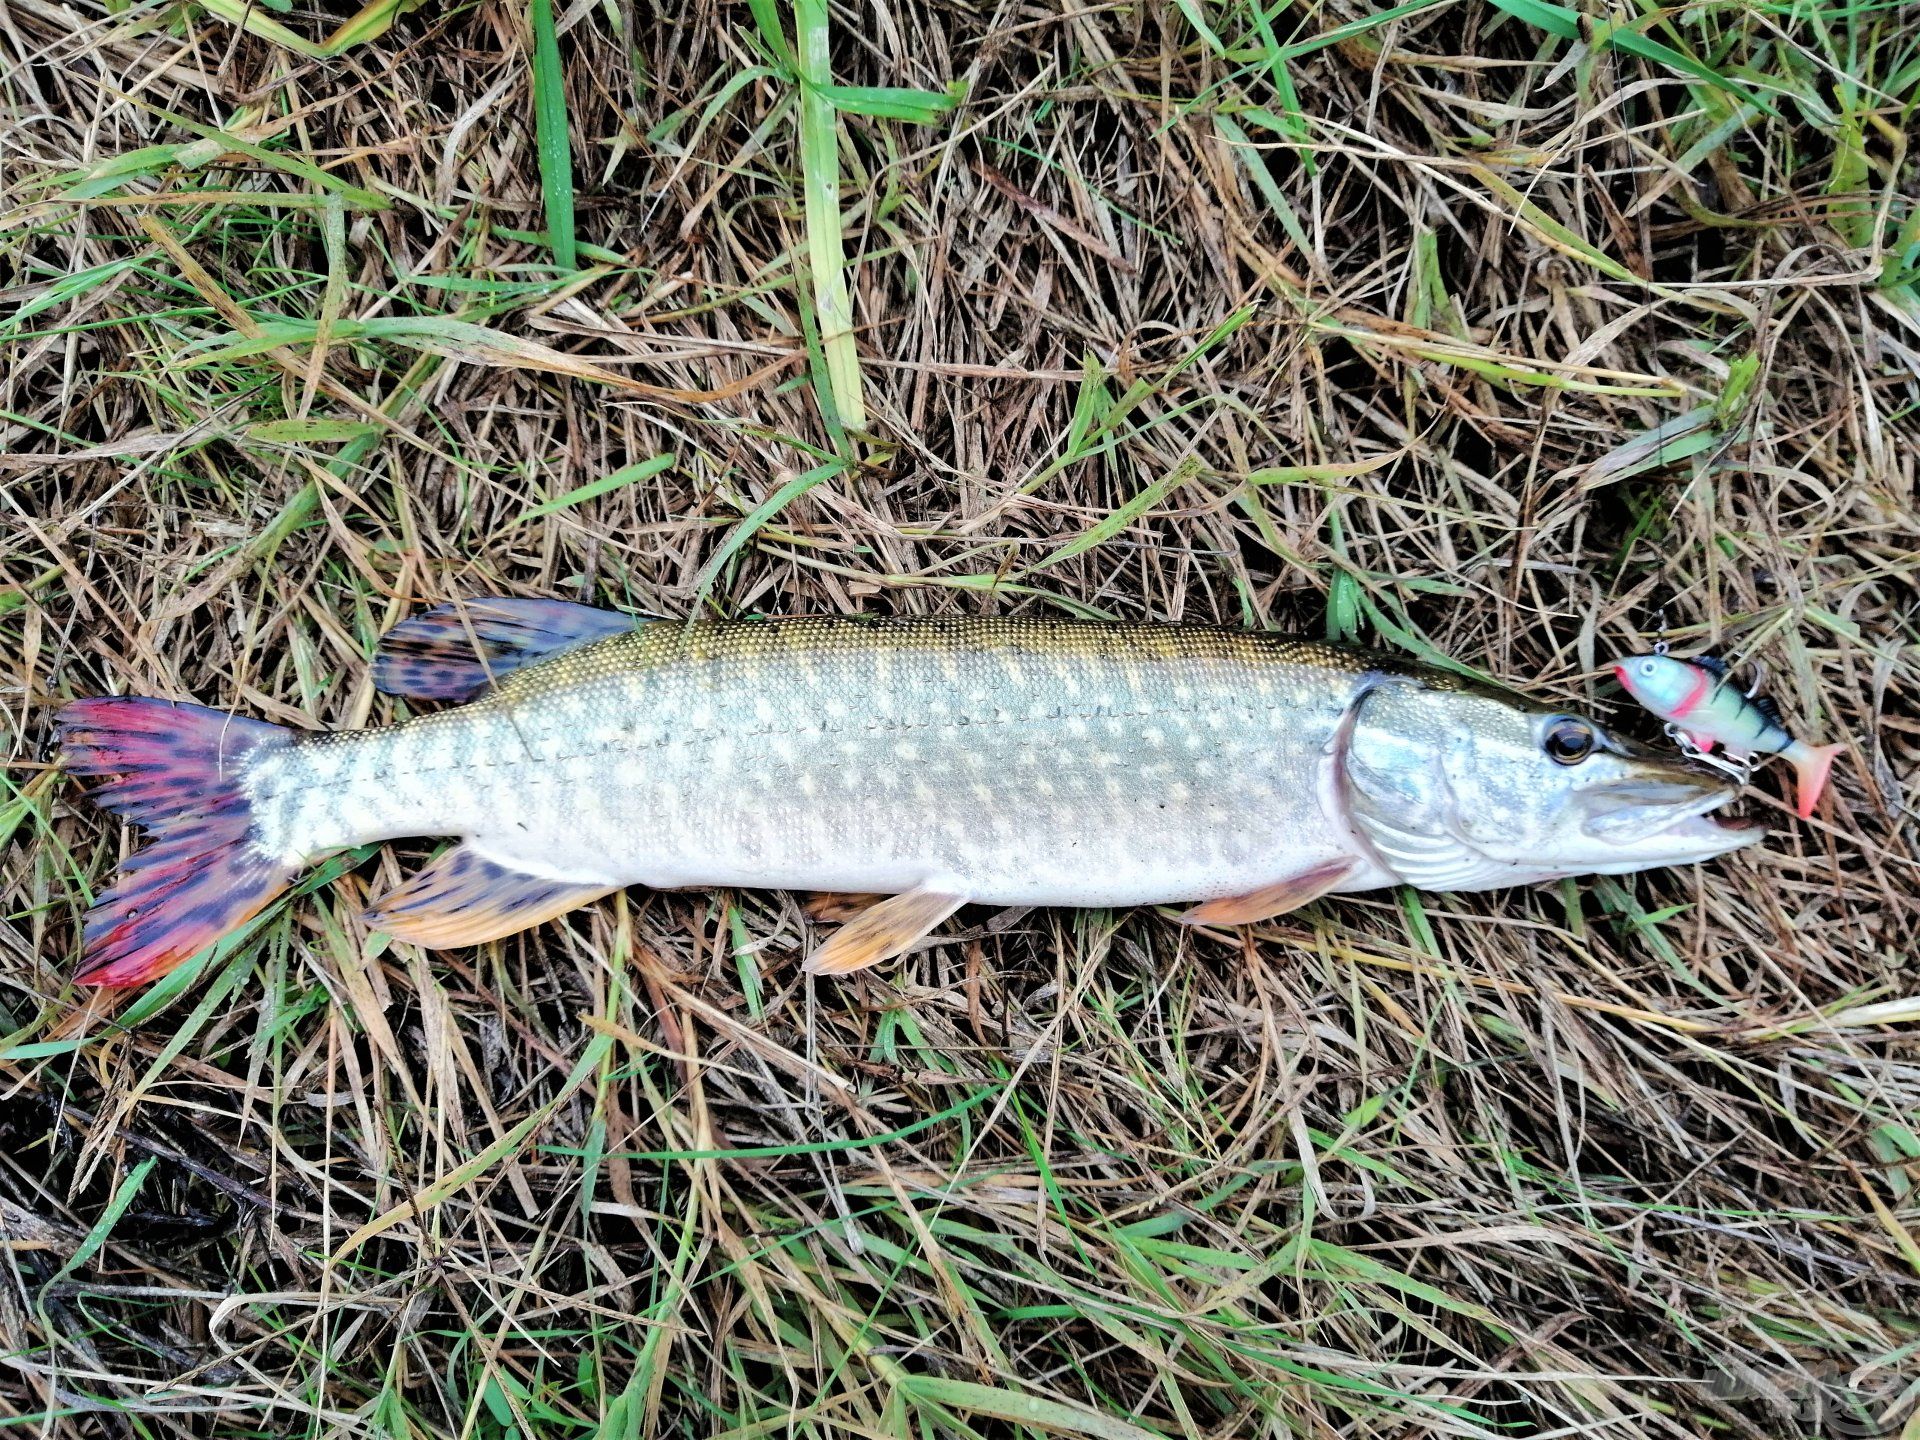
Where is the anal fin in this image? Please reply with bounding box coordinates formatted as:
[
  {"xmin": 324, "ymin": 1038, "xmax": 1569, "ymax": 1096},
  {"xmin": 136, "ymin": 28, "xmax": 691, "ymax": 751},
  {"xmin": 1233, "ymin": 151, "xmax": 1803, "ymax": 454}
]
[
  {"xmin": 804, "ymin": 883, "xmax": 967, "ymax": 976},
  {"xmin": 1178, "ymin": 858, "xmax": 1357, "ymax": 926},
  {"xmin": 364, "ymin": 844, "xmax": 614, "ymax": 948}
]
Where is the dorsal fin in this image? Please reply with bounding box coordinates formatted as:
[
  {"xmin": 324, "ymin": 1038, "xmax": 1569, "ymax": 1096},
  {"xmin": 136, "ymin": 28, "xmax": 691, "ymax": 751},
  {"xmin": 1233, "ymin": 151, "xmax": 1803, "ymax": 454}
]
[
  {"xmin": 373, "ymin": 597, "xmax": 641, "ymax": 701},
  {"xmin": 1690, "ymin": 654, "xmax": 1730, "ymax": 678}
]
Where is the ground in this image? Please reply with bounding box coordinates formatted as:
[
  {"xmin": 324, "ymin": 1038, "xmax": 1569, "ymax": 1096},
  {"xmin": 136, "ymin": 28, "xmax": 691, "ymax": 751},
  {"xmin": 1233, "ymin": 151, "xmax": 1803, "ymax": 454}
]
[{"xmin": 2, "ymin": 0, "xmax": 1918, "ymax": 1435}]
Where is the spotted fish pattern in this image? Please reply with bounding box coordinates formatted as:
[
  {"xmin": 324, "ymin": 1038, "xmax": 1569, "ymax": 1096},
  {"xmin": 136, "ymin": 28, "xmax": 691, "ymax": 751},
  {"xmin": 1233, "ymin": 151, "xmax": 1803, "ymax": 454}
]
[
  {"xmin": 251, "ymin": 612, "xmax": 1396, "ymax": 907},
  {"xmin": 59, "ymin": 605, "xmax": 1412, "ymax": 985}
]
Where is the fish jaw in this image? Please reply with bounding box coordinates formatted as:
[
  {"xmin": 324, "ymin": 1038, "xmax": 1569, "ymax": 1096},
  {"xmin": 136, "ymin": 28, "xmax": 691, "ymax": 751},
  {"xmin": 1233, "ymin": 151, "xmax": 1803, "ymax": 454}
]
[
  {"xmin": 1565, "ymin": 752, "xmax": 1767, "ymax": 870},
  {"xmin": 1581, "ymin": 805, "xmax": 1768, "ymax": 872}
]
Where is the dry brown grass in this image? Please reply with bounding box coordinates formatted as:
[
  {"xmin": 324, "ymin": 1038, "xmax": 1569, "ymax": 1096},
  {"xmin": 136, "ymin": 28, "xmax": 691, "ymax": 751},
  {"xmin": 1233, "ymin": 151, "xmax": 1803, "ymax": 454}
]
[{"xmin": 3, "ymin": 0, "xmax": 1919, "ymax": 1435}]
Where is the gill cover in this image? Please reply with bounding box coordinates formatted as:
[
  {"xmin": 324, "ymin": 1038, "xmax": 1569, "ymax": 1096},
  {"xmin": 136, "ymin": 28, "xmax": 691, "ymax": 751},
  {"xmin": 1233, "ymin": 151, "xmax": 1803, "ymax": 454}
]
[{"xmin": 1341, "ymin": 680, "xmax": 1531, "ymax": 890}]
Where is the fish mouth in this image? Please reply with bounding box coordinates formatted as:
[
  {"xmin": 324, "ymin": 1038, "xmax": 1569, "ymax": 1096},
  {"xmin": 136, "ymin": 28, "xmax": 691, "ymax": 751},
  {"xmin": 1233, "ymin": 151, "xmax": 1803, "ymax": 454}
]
[
  {"xmin": 1577, "ymin": 757, "xmax": 1766, "ymax": 863},
  {"xmin": 1634, "ymin": 805, "xmax": 1768, "ymax": 862}
]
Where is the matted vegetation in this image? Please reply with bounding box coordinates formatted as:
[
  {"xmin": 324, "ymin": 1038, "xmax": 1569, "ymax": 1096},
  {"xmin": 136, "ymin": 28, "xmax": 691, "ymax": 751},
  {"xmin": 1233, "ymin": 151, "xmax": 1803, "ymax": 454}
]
[{"xmin": 3, "ymin": 0, "xmax": 1918, "ymax": 1434}]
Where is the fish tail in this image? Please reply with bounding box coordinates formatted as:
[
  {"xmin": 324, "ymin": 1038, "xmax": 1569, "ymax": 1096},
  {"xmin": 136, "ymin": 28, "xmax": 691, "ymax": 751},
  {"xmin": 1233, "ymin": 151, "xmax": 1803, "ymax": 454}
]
[
  {"xmin": 56, "ymin": 698, "xmax": 298, "ymax": 987},
  {"xmin": 1787, "ymin": 739, "xmax": 1842, "ymax": 819}
]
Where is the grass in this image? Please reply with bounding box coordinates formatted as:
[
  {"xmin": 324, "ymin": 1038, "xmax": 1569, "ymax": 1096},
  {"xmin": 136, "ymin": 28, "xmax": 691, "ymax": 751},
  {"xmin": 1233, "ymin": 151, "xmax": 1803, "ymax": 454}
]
[
  {"xmin": 791, "ymin": 0, "xmax": 868, "ymax": 436},
  {"xmin": 528, "ymin": 0, "xmax": 576, "ymax": 272},
  {"xmin": 2, "ymin": 0, "xmax": 1919, "ymax": 1435}
]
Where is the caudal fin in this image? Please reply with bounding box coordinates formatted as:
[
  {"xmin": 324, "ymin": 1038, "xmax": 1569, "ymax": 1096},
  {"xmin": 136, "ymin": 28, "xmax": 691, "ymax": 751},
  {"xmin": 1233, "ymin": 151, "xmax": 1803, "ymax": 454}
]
[
  {"xmin": 56, "ymin": 698, "xmax": 296, "ymax": 987},
  {"xmin": 1789, "ymin": 740, "xmax": 1843, "ymax": 820}
]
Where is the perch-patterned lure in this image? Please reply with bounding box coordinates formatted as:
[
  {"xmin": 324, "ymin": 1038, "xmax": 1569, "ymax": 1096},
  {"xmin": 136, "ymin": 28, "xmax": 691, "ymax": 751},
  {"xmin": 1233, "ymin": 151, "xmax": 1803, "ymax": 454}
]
[{"xmin": 1612, "ymin": 652, "xmax": 1840, "ymax": 819}]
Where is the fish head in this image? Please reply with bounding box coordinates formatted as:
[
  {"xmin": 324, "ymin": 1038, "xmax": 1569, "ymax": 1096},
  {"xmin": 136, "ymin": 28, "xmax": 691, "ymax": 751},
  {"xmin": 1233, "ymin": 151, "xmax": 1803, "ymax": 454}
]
[
  {"xmin": 1610, "ymin": 652, "xmax": 1701, "ymax": 721},
  {"xmin": 1342, "ymin": 676, "xmax": 1764, "ymax": 890}
]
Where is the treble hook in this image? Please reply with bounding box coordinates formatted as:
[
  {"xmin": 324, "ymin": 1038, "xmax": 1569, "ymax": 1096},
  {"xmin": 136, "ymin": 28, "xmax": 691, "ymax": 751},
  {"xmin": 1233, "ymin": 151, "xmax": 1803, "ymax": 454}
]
[{"xmin": 1664, "ymin": 721, "xmax": 1756, "ymax": 782}]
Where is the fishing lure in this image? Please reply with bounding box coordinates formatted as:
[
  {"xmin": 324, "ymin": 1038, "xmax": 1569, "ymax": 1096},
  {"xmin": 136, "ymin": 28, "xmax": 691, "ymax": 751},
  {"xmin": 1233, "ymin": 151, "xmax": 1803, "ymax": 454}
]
[{"xmin": 1612, "ymin": 651, "xmax": 1840, "ymax": 819}]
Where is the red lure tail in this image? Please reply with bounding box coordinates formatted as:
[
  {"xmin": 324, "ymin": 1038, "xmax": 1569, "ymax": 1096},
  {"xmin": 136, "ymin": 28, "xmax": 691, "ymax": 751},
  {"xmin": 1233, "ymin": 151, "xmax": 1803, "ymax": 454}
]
[
  {"xmin": 56, "ymin": 698, "xmax": 297, "ymax": 987},
  {"xmin": 1790, "ymin": 741, "xmax": 1843, "ymax": 820}
]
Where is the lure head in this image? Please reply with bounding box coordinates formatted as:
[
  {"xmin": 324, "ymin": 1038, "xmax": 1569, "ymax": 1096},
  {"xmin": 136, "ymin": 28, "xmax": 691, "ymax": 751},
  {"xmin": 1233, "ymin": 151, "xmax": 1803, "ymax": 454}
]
[
  {"xmin": 1610, "ymin": 652, "xmax": 1707, "ymax": 722},
  {"xmin": 1342, "ymin": 675, "xmax": 1764, "ymax": 891}
]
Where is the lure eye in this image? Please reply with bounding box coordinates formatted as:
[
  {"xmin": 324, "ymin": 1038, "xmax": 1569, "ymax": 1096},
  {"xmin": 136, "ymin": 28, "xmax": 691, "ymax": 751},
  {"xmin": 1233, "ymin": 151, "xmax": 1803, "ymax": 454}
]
[
  {"xmin": 1544, "ymin": 717, "xmax": 1597, "ymax": 765},
  {"xmin": 1637, "ymin": 660, "xmax": 1659, "ymax": 679}
]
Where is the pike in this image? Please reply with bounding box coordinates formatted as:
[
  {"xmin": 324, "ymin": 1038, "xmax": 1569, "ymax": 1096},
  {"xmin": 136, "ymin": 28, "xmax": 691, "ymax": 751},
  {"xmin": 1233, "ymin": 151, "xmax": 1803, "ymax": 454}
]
[{"xmin": 56, "ymin": 599, "xmax": 1766, "ymax": 988}]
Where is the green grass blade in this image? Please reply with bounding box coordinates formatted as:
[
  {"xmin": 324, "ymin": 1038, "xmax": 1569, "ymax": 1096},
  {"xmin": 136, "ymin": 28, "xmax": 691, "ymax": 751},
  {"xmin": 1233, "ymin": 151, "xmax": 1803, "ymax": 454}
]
[
  {"xmin": 193, "ymin": 0, "xmax": 328, "ymax": 56},
  {"xmin": 1274, "ymin": 0, "xmax": 1450, "ymax": 62},
  {"xmin": 1021, "ymin": 456, "xmax": 1202, "ymax": 576},
  {"xmin": 693, "ymin": 459, "xmax": 847, "ymax": 605},
  {"xmin": 794, "ymin": 0, "xmax": 867, "ymax": 431},
  {"xmin": 559, "ymin": 1085, "xmax": 998, "ymax": 1162},
  {"xmin": 530, "ymin": 0, "xmax": 578, "ymax": 270},
  {"xmin": 40, "ymin": 1158, "xmax": 158, "ymax": 1295},
  {"xmin": 333, "ymin": 1031, "xmax": 616, "ymax": 1258},
  {"xmin": 320, "ymin": 0, "xmax": 427, "ymax": 51},
  {"xmin": 816, "ymin": 82, "xmax": 962, "ymax": 123},
  {"xmin": 898, "ymin": 1376, "xmax": 1163, "ymax": 1440},
  {"xmin": 1484, "ymin": 0, "xmax": 1777, "ymax": 115},
  {"xmin": 115, "ymin": 103, "xmax": 389, "ymax": 209},
  {"xmin": 509, "ymin": 452, "xmax": 676, "ymax": 525}
]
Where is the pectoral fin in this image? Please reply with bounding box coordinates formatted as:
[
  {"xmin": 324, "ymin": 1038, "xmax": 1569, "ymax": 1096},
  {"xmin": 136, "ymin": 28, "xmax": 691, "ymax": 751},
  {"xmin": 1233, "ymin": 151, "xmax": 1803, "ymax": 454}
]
[
  {"xmin": 804, "ymin": 883, "xmax": 968, "ymax": 976},
  {"xmin": 364, "ymin": 845, "xmax": 615, "ymax": 947},
  {"xmin": 1178, "ymin": 858, "xmax": 1357, "ymax": 926}
]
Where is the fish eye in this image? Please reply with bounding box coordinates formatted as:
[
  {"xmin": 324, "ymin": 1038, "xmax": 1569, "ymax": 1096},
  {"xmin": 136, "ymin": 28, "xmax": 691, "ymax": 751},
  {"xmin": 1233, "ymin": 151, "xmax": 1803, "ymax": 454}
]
[
  {"xmin": 1637, "ymin": 659, "xmax": 1658, "ymax": 678},
  {"xmin": 1543, "ymin": 716, "xmax": 1596, "ymax": 765}
]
